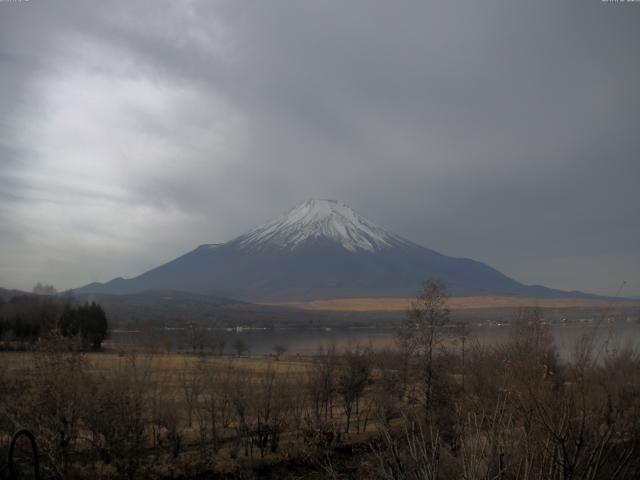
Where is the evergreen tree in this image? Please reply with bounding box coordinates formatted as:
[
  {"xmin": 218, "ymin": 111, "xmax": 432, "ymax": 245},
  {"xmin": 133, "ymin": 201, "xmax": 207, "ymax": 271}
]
[
  {"xmin": 82, "ymin": 302, "xmax": 108, "ymax": 350},
  {"xmin": 58, "ymin": 303, "xmax": 80, "ymax": 337}
]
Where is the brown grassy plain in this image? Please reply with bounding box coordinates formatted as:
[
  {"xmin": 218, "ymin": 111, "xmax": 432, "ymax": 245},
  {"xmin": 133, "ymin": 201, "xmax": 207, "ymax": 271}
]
[
  {"xmin": 268, "ymin": 295, "xmax": 639, "ymax": 311},
  {"xmin": 1, "ymin": 350, "xmax": 312, "ymax": 378}
]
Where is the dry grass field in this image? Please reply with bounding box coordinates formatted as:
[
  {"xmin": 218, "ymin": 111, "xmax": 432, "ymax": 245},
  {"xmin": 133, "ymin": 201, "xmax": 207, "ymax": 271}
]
[
  {"xmin": 1, "ymin": 350, "xmax": 313, "ymax": 378},
  {"xmin": 267, "ymin": 295, "xmax": 639, "ymax": 312},
  {"xmin": 0, "ymin": 348, "xmax": 331, "ymax": 478},
  {"xmin": 2, "ymin": 304, "xmax": 640, "ymax": 478}
]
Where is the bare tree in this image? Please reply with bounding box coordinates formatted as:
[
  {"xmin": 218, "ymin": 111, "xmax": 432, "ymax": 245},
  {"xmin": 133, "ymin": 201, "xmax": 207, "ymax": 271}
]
[
  {"xmin": 397, "ymin": 280, "xmax": 450, "ymax": 418},
  {"xmin": 337, "ymin": 344, "xmax": 372, "ymax": 433},
  {"xmin": 233, "ymin": 337, "xmax": 249, "ymax": 357},
  {"xmin": 84, "ymin": 352, "xmax": 152, "ymax": 480},
  {"xmin": 229, "ymin": 366, "xmax": 253, "ymax": 458},
  {"xmin": 372, "ymin": 416, "xmax": 441, "ymax": 480},
  {"xmin": 211, "ymin": 332, "xmax": 227, "ymax": 356},
  {"xmin": 370, "ymin": 349, "xmax": 404, "ymax": 428},
  {"xmin": 273, "ymin": 344, "xmax": 288, "ymax": 360},
  {"xmin": 201, "ymin": 360, "xmax": 234, "ymax": 453},
  {"xmin": 187, "ymin": 322, "xmax": 211, "ymax": 354},
  {"xmin": 307, "ymin": 344, "xmax": 338, "ymax": 422},
  {"xmin": 179, "ymin": 359, "xmax": 204, "ymax": 427},
  {"xmin": 25, "ymin": 337, "xmax": 87, "ymax": 478},
  {"xmin": 253, "ymin": 367, "xmax": 291, "ymax": 457}
]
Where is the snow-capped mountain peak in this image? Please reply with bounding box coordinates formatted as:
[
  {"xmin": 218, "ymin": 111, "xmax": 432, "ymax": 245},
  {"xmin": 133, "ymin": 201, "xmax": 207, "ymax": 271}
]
[
  {"xmin": 74, "ymin": 199, "xmax": 584, "ymax": 301},
  {"xmin": 235, "ymin": 199, "xmax": 406, "ymax": 252}
]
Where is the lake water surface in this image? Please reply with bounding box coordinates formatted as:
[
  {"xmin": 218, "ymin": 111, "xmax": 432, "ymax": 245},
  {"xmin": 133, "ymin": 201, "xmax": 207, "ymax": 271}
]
[{"xmin": 105, "ymin": 321, "xmax": 640, "ymax": 361}]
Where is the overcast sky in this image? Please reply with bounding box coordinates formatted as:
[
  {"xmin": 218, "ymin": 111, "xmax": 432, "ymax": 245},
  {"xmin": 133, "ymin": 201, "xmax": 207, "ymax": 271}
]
[{"xmin": 1, "ymin": 0, "xmax": 638, "ymax": 297}]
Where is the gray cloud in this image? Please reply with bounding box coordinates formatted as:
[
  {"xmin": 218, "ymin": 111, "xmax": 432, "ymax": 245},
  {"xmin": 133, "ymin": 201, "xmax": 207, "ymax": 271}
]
[{"xmin": 0, "ymin": 0, "xmax": 638, "ymax": 296}]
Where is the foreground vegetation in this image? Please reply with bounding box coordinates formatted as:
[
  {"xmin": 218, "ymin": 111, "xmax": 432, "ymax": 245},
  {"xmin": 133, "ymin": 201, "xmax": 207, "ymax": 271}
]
[{"xmin": 1, "ymin": 283, "xmax": 639, "ymax": 479}]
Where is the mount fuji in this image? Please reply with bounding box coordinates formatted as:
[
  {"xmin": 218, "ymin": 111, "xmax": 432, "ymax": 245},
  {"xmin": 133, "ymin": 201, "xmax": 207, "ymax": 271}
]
[{"xmin": 75, "ymin": 199, "xmax": 586, "ymax": 301}]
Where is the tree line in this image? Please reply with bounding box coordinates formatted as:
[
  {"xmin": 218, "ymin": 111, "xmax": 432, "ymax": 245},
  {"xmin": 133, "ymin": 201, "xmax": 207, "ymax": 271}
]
[{"xmin": 0, "ymin": 293, "xmax": 108, "ymax": 350}]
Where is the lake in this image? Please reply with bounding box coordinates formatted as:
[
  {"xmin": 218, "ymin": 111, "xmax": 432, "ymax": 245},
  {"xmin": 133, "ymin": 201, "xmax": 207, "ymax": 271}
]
[{"xmin": 105, "ymin": 320, "xmax": 640, "ymax": 361}]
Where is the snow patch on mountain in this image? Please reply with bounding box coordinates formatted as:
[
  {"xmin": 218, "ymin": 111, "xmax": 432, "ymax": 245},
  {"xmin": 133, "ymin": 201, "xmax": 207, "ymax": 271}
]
[{"xmin": 236, "ymin": 199, "xmax": 408, "ymax": 252}]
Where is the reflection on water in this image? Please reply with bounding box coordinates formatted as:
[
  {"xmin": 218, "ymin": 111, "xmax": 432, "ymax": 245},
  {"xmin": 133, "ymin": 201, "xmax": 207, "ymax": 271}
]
[{"xmin": 105, "ymin": 321, "xmax": 640, "ymax": 361}]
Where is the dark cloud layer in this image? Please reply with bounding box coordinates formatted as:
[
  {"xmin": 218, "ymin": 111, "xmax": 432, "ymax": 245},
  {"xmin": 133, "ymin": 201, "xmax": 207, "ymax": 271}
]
[{"xmin": 1, "ymin": 0, "xmax": 638, "ymax": 296}]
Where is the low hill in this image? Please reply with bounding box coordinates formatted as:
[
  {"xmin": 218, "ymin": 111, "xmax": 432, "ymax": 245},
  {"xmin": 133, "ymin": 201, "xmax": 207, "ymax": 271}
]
[{"xmin": 73, "ymin": 289, "xmax": 385, "ymax": 329}]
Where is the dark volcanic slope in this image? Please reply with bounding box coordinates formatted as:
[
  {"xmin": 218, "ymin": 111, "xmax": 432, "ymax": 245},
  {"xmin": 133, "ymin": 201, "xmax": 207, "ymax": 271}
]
[
  {"xmin": 74, "ymin": 199, "xmax": 594, "ymax": 302},
  {"xmin": 74, "ymin": 290, "xmax": 387, "ymax": 328}
]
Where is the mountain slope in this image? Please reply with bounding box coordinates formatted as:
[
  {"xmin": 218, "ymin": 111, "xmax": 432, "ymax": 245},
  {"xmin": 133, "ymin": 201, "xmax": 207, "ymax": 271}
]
[
  {"xmin": 74, "ymin": 199, "xmax": 591, "ymax": 301},
  {"xmin": 0, "ymin": 287, "xmax": 29, "ymax": 301},
  {"xmin": 73, "ymin": 290, "xmax": 354, "ymax": 328}
]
